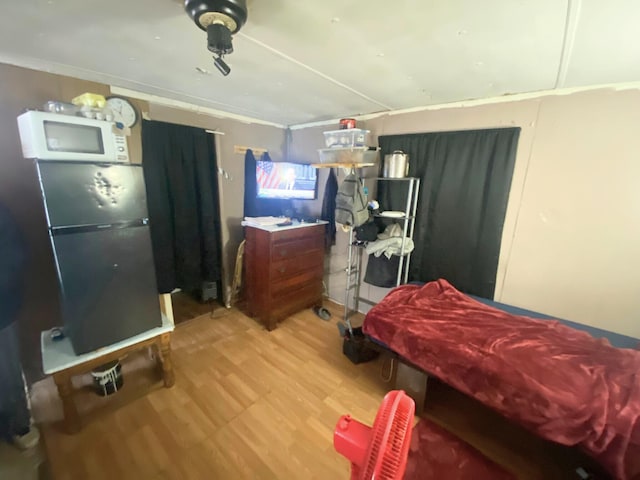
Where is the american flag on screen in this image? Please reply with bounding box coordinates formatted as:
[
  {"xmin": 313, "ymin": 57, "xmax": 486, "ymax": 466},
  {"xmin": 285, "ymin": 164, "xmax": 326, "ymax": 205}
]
[{"xmin": 257, "ymin": 161, "xmax": 280, "ymax": 189}]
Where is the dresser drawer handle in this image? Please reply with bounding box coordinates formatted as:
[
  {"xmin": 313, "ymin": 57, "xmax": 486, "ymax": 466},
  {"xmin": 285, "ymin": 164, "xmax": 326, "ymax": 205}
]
[
  {"xmin": 278, "ymin": 267, "xmax": 286, "ymax": 274},
  {"xmin": 279, "ymin": 249, "xmax": 288, "ymax": 257}
]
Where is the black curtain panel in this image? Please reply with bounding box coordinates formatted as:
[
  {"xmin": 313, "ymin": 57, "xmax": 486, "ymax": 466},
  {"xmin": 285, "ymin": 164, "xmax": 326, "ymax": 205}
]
[
  {"xmin": 141, "ymin": 120, "xmax": 222, "ymax": 293},
  {"xmin": 243, "ymin": 149, "xmax": 260, "ymax": 218},
  {"xmin": 378, "ymin": 128, "xmax": 520, "ymax": 298}
]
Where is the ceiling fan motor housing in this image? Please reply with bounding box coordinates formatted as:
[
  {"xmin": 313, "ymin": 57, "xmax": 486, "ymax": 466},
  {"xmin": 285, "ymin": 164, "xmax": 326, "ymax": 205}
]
[
  {"xmin": 184, "ymin": 0, "xmax": 248, "ymax": 34},
  {"xmin": 184, "ymin": 0, "xmax": 247, "ymax": 75}
]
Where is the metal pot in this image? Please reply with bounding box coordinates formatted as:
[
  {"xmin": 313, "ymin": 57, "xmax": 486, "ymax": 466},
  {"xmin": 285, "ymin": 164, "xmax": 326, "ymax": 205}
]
[{"xmin": 383, "ymin": 150, "xmax": 409, "ymax": 178}]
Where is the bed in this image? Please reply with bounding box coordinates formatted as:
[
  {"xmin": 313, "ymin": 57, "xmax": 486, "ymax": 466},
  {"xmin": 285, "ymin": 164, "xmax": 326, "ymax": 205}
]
[{"xmin": 362, "ymin": 279, "xmax": 640, "ymax": 480}]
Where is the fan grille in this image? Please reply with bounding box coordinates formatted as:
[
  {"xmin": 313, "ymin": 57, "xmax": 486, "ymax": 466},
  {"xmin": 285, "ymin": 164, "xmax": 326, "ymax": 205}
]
[{"xmin": 361, "ymin": 390, "xmax": 415, "ymax": 480}]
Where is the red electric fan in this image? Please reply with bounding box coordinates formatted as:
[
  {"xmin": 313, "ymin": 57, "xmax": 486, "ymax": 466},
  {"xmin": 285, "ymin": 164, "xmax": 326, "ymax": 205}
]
[{"xmin": 334, "ymin": 390, "xmax": 415, "ymax": 480}]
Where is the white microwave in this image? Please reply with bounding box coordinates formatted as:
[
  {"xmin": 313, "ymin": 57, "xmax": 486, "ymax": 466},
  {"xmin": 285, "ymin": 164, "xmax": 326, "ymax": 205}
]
[{"xmin": 17, "ymin": 111, "xmax": 130, "ymax": 163}]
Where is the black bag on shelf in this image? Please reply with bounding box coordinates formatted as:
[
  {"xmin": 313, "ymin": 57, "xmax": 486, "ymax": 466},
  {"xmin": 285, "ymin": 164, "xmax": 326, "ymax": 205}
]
[
  {"xmin": 354, "ymin": 220, "xmax": 380, "ymax": 242},
  {"xmin": 364, "ymin": 254, "xmax": 400, "ymax": 288}
]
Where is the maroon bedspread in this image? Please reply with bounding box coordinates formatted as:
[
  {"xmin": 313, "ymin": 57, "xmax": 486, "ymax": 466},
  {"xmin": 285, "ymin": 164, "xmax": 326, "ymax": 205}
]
[
  {"xmin": 362, "ymin": 279, "xmax": 640, "ymax": 480},
  {"xmin": 405, "ymin": 419, "xmax": 516, "ymax": 480}
]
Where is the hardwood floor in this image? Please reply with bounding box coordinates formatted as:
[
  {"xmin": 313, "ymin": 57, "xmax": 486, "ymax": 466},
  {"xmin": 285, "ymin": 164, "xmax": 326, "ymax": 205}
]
[
  {"xmin": 0, "ymin": 440, "xmax": 49, "ymax": 480},
  {"xmin": 30, "ymin": 303, "xmax": 388, "ymax": 480},
  {"xmin": 170, "ymin": 291, "xmax": 222, "ymax": 325},
  {"xmin": 29, "ymin": 302, "xmax": 607, "ymax": 480}
]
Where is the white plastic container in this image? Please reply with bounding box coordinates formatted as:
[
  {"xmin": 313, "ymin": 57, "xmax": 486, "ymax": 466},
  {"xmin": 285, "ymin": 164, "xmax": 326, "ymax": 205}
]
[
  {"xmin": 317, "ymin": 146, "xmax": 380, "ymax": 165},
  {"xmin": 323, "ymin": 129, "xmax": 369, "ymax": 148}
]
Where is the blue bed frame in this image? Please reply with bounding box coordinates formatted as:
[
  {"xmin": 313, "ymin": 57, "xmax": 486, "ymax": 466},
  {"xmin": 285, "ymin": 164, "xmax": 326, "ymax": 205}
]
[{"xmin": 468, "ymin": 295, "xmax": 639, "ymax": 350}]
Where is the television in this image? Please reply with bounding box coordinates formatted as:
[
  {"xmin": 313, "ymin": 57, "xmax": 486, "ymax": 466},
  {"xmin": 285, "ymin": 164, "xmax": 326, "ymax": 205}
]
[{"xmin": 256, "ymin": 160, "xmax": 318, "ymax": 200}]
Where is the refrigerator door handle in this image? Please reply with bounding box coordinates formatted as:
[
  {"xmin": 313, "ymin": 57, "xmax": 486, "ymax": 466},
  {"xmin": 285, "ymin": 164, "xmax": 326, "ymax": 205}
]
[{"xmin": 50, "ymin": 219, "xmax": 149, "ymax": 236}]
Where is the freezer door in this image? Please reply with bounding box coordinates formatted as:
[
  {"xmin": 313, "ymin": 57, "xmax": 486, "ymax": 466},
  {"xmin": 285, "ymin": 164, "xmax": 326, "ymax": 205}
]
[
  {"xmin": 51, "ymin": 224, "xmax": 161, "ymax": 355},
  {"xmin": 36, "ymin": 161, "xmax": 149, "ymax": 228}
]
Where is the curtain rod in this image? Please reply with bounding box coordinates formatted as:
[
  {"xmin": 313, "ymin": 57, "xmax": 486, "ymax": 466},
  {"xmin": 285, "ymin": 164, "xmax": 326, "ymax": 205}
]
[
  {"xmin": 206, "ymin": 129, "xmax": 226, "ymax": 135},
  {"xmin": 234, "ymin": 145, "xmax": 268, "ymax": 155}
]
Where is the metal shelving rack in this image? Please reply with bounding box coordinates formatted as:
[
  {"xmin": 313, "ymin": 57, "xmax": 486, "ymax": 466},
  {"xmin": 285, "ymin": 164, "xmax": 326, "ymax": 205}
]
[
  {"xmin": 313, "ymin": 136, "xmax": 382, "ymax": 336},
  {"xmin": 314, "ymin": 132, "xmax": 420, "ymax": 334},
  {"xmin": 375, "ymin": 177, "xmax": 421, "ymax": 286},
  {"xmin": 342, "ymin": 176, "xmax": 420, "ymax": 333},
  {"xmin": 343, "ymin": 225, "xmax": 364, "ymax": 327}
]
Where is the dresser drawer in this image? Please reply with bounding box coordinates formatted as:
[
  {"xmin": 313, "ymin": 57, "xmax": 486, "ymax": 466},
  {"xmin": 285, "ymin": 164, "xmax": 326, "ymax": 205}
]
[
  {"xmin": 271, "ymin": 251, "xmax": 323, "ymax": 280},
  {"xmin": 271, "ymin": 235, "xmax": 323, "ymax": 261},
  {"xmin": 270, "ymin": 265, "xmax": 323, "ymax": 299},
  {"xmin": 268, "ymin": 282, "xmax": 324, "ymax": 321},
  {"xmin": 271, "ymin": 224, "xmax": 323, "ymax": 243}
]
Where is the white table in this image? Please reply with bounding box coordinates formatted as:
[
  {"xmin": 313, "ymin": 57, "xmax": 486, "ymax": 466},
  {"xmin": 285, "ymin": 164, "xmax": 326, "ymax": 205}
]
[{"xmin": 41, "ymin": 315, "xmax": 175, "ymax": 433}]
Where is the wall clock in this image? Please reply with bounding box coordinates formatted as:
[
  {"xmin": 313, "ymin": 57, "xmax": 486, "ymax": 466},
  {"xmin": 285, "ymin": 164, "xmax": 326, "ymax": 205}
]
[{"xmin": 105, "ymin": 96, "xmax": 139, "ymax": 128}]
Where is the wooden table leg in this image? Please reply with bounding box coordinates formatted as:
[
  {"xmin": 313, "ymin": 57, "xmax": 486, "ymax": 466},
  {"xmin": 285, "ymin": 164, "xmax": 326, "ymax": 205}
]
[
  {"xmin": 53, "ymin": 373, "xmax": 81, "ymax": 434},
  {"xmin": 157, "ymin": 333, "xmax": 175, "ymax": 388}
]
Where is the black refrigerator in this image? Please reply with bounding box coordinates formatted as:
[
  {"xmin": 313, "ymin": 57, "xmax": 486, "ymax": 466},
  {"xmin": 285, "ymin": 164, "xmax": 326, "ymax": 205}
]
[{"xmin": 36, "ymin": 160, "xmax": 161, "ymax": 355}]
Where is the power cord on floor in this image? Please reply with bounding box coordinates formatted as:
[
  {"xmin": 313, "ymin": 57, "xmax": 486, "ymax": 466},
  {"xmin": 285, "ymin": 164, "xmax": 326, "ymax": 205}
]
[{"xmin": 380, "ymin": 356, "xmax": 395, "ymax": 383}]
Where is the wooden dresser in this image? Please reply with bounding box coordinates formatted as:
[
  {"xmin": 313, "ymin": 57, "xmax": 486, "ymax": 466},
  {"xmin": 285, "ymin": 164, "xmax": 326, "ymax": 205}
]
[{"xmin": 244, "ymin": 222, "xmax": 325, "ymax": 330}]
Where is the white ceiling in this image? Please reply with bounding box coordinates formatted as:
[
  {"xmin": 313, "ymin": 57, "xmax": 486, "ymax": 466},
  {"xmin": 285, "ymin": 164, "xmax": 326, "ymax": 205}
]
[{"xmin": 0, "ymin": 0, "xmax": 638, "ymax": 126}]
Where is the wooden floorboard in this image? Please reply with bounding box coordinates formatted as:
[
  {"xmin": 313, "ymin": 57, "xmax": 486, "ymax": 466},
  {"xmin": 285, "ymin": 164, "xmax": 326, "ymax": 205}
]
[
  {"xmin": 170, "ymin": 291, "xmax": 224, "ymax": 326},
  {"xmin": 30, "ymin": 301, "xmax": 606, "ymax": 479}
]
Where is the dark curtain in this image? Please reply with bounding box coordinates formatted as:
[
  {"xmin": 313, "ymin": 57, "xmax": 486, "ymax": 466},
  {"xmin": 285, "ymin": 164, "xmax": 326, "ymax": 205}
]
[
  {"xmin": 243, "ymin": 149, "xmax": 260, "ymax": 218},
  {"xmin": 378, "ymin": 128, "xmax": 520, "ymax": 298},
  {"xmin": 141, "ymin": 120, "xmax": 222, "ymax": 293}
]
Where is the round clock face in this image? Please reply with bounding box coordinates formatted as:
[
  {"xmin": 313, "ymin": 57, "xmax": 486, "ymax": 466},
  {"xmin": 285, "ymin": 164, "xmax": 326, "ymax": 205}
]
[{"xmin": 106, "ymin": 96, "xmax": 138, "ymax": 128}]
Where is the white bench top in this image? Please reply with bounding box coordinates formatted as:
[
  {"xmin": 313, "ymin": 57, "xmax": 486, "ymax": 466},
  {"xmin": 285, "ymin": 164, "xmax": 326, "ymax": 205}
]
[
  {"xmin": 41, "ymin": 314, "xmax": 174, "ymax": 375},
  {"xmin": 241, "ymin": 219, "xmax": 328, "ymax": 232}
]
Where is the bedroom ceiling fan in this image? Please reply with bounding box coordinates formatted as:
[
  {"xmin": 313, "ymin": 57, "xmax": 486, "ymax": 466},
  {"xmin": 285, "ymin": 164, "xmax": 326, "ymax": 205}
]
[{"xmin": 183, "ymin": 0, "xmax": 248, "ymax": 76}]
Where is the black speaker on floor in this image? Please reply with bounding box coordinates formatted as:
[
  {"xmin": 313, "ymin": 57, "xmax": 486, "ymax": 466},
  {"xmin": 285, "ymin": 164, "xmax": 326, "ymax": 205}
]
[{"xmin": 201, "ymin": 281, "xmax": 218, "ymax": 302}]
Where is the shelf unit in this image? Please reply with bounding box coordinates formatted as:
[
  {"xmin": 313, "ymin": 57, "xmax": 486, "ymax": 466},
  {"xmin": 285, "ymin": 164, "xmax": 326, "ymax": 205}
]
[
  {"xmin": 343, "ymin": 225, "xmax": 364, "ymax": 327},
  {"xmin": 312, "ymin": 143, "xmax": 379, "ymax": 332},
  {"xmin": 314, "ymin": 146, "xmax": 380, "ymax": 169},
  {"xmin": 376, "ymin": 177, "xmax": 421, "ymax": 286},
  {"xmin": 342, "ymin": 176, "xmax": 420, "ymax": 331}
]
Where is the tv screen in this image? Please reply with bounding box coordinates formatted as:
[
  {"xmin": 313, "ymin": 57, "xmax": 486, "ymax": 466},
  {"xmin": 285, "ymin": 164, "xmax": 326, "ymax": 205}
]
[{"xmin": 256, "ymin": 161, "xmax": 318, "ymax": 200}]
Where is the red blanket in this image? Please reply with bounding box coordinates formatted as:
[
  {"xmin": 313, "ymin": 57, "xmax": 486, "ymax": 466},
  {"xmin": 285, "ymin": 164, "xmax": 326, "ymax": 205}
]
[
  {"xmin": 362, "ymin": 279, "xmax": 640, "ymax": 480},
  {"xmin": 405, "ymin": 419, "xmax": 515, "ymax": 480}
]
